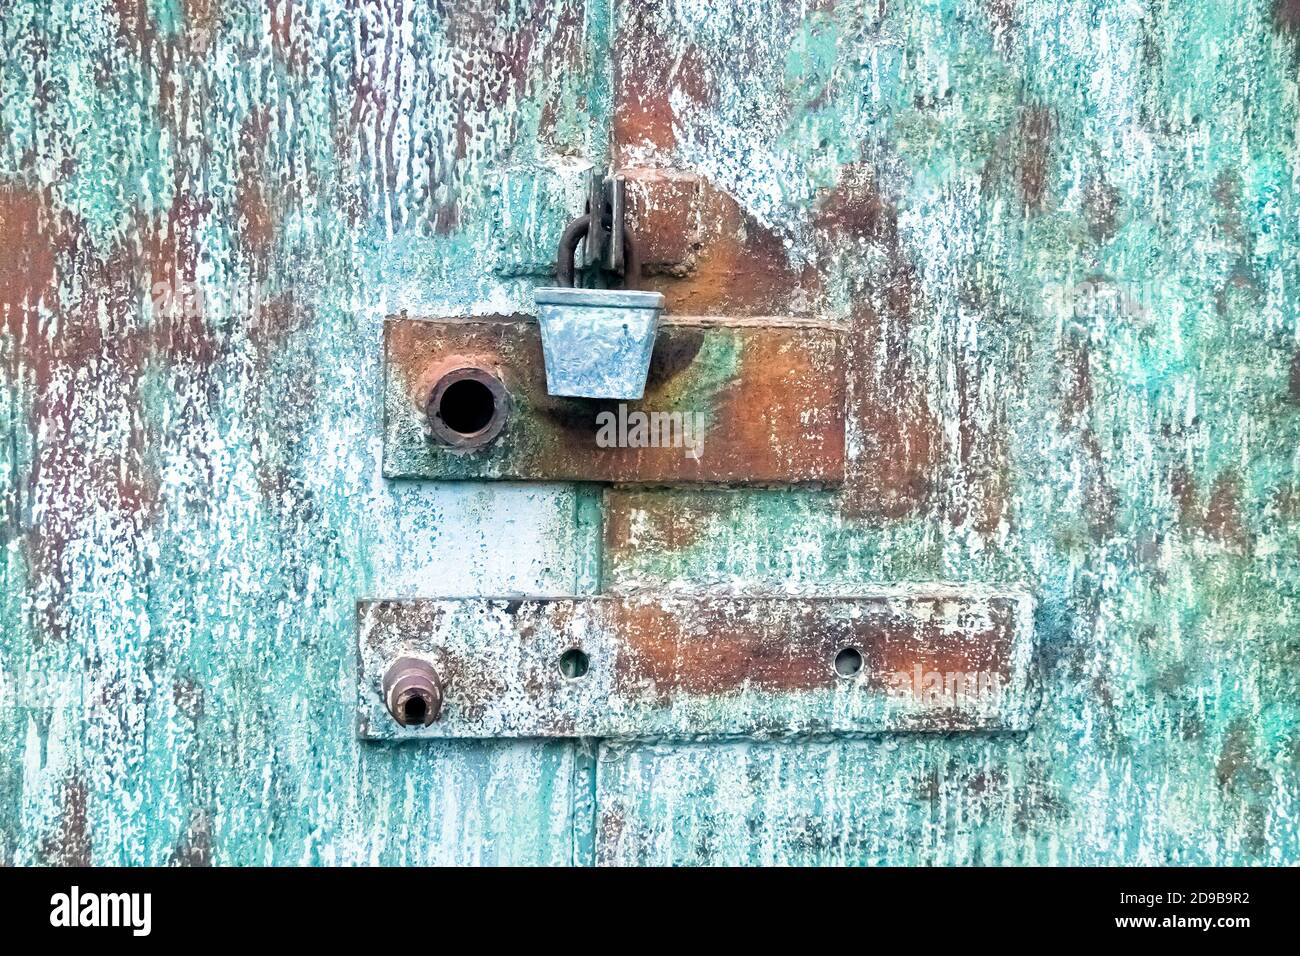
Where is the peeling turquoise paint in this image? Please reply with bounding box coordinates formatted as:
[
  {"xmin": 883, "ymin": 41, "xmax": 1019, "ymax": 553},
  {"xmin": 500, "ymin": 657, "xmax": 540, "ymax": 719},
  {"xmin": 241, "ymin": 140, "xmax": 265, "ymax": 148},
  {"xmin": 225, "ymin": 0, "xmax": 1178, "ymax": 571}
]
[{"xmin": 2, "ymin": 0, "xmax": 1298, "ymax": 865}]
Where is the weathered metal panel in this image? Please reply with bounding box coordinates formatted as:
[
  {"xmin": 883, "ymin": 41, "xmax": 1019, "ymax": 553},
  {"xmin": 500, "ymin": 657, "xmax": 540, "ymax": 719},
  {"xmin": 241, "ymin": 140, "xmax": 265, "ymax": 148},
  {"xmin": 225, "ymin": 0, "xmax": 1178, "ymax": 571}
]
[
  {"xmin": 590, "ymin": 0, "xmax": 1300, "ymax": 865},
  {"xmin": 383, "ymin": 314, "xmax": 846, "ymax": 482},
  {"xmin": 0, "ymin": 0, "xmax": 610, "ymax": 866},
  {"xmin": 357, "ymin": 588, "xmax": 1036, "ymax": 739},
  {"xmin": 2, "ymin": 0, "xmax": 1299, "ymax": 868}
]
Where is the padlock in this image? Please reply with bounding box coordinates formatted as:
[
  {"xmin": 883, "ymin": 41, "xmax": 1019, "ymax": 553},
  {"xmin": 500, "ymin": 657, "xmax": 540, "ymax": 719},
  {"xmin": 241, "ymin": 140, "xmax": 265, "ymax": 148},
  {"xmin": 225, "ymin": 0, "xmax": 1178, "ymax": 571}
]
[{"xmin": 534, "ymin": 214, "xmax": 665, "ymax": 400}]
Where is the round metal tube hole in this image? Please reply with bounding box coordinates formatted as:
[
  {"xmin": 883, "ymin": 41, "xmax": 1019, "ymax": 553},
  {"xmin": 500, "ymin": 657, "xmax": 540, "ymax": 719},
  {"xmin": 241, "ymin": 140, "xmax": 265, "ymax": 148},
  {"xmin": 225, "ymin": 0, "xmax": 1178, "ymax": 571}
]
[
  {"xmin": 426, "ymin": 367, "xmax": 508, "ymax": 449},
  {"xmin": 558, "ymin": 648, "xmax": 590, "ymax": 680},
  {"xmin": 439, "ymin": 378, "xmax": 496, "ymax": 434},
  {"xmin": 382, "ymin": 657, "xmax": 444, "ymax": 726},
  {"xmin": 402, "ymin": 695, "xmax": 427, "ymax": 725},
  {"xmin": 834, "ymin": 646, "xmax": 864, "ymax": 678}
]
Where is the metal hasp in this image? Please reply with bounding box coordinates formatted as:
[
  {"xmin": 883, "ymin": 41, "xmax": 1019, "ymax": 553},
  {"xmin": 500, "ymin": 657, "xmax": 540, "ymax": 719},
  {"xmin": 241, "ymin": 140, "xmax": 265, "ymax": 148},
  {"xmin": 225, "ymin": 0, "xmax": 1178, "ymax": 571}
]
[
  {"xmin": 535, "ymin": 170, "xmax": 665, "ymax": 400},
  {"xmin": 383, "ymin": 314, "xmax": 845, "ymax": 483},
  {"xmin": 357, "ymin": 587, "xmax": 1037, "ymax": 740},
  {"xmin": 580, "ymin": 167, "xmax": 626, "ymax": 273}
]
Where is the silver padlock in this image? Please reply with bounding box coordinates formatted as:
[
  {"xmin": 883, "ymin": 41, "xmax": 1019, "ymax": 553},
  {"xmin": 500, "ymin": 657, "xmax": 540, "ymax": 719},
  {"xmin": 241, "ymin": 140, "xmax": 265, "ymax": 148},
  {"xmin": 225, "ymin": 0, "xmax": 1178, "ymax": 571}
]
[{"xmin": 534, "ymin": 214, "xmax": 665, "ymax": 400}]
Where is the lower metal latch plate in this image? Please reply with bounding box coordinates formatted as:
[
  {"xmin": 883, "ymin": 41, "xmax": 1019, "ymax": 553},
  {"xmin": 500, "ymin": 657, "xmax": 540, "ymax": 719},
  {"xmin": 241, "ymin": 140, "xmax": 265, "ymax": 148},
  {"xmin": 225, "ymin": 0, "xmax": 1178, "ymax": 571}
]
[{"xmin": 356, "ymin": 587, "xmax": 1036, "ymax": 740}]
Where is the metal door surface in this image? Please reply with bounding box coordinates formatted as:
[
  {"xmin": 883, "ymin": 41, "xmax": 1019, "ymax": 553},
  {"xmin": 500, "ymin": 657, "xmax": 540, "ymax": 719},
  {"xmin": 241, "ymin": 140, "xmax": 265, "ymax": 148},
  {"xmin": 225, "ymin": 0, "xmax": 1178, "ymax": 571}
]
[{"xmin": 2, "ymin": 1, "xmax": 1298, "ymax": 866}]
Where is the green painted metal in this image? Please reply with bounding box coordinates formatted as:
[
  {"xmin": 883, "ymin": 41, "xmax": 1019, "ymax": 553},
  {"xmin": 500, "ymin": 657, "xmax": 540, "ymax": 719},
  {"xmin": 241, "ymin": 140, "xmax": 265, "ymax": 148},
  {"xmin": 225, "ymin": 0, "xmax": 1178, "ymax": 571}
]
[{"xmin": 2, "ymin": 0, "xmax": 1298, "ymax": 865}]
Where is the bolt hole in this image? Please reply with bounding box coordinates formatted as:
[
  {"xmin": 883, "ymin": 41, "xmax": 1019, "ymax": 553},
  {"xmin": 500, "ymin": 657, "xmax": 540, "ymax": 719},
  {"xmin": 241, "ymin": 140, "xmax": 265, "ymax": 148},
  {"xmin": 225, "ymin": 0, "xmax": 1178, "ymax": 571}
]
[
  {"xmin": 438, "ymin": 378, "xmax": 497, "ymax": 435},
  {"xmin": 834, "ymin": 646, "xmax": 864, "ymax": 678},
  {"xmin": 402, "ymin": 695, "xmax": 427, "ymax": 725},
  {"xmin": 559, "ymin": 648, "xmax": 590, "ymax": 680}
]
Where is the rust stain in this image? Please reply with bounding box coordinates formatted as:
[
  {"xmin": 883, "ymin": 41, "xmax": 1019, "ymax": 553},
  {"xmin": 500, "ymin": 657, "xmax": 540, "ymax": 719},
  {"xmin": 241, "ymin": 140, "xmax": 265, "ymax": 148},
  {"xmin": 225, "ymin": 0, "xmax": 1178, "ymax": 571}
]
[
  {"xmin": 143, "ymin": 192, "xmax": 220, "ymax": 372},
  {"xmin": 623, "ymin": 168, "xmax": 702, "ymax": 274},
  {"xmin": 1271, "ymin": 482, "xmax": 1300, "ymax": 520},
  {"xmin": 43, "ymin": 777, "xmax": 92, "ymax": 866},
  {"xmin": 247, "ymin": 291, "xmax": 313, "ymax": 367},
  {"xmin": 237, "ymin": 109, "xmax": 276, "ymax": 266},
  {"xmin": 1084, "ymin": 174, "xmax": 1122, "ymax": 243},
  {"xmin": 1276, "ymin": 0, "xmax": 1300, "ymax": 33},
  {"xmin": 703, "ymin": 330, "xmax": 844, "ymax": 481},
  {"xmin": 269, "ymin": 0, "xmax": 313, "ymax": 75},
  {"xmin": 602, "ymin": 488, "xmax": 739, "ymax": 564},
  {"xmin": 1204, "ymin": 470, "xmax": 1252, "ymax": 549},
  {"xmin": 1215, "ymin": 269, "xmax": 1263, "ymax": 316},
  {"xmin": 0, "ymin": 185, "xmax": 57, "ymax": 326},
  {"xmin": 866, "ymin": 614, "xmax": 1014, "ymax": 687},
  {"xmin": 1213, "ymin": 169, "xmax": 1244, "ymax": 241},
  {"xmin": 182, "ymin": 0, "xmax": 220, "ymax": 54},
  {"xmin": 816, "ymin": 165, "xmax": 942, "ymax": 521},
  {"xmin": 1059, "ymin": 334, "xmax": 1094, "ymax": 426},
  {"xmin": 169, "ymin": 810, "xmax": 213, "ymax": 867},
  {"xmin": 848, "ymin": 322, "xmax": 941, "ymax": 523},
  {"xmin": 172, "ymin": 674, "xmax": 205, "ymax": 722},
  {"xmin": 597, "ymin": 805, "xmax": 628, "ymax": 858},
  {"xmin": 642, "ymin": 181, "xmax": 821, "ymax": 315},
  {"xmin": 1175, "ymin": 463, "xmax": 1201, "ymax": 522},
  {"xmin": 950, "ymin": 357, "xmax": 1013, "ymax": 535},
  {"xmin": 342, "ymin": 0, "xmax": 594, "ymax": 238},
  {"xmin": 1079, "ymin": 434, "xmax": 1117, "ymax": 539},
  {"xmin": 243, "ymin": 292, "xmax": 320, "ymax": 514},
  {"xmin": 814, "ymin": 163, "xmax": 895, "ymax": 240},
  {"xmin": 619, "ymin": 600, "xmax": 834, "ymax": 695},
  {"xmin": 962, "ymin": 766, "xmax": 1008, "ymax": 798},
  {"xmin": 614, "ymin": 7, "xmax": 716, "ymax": 160},
  {"xmin": 385, "ymin": 316, "xmax": 845, "ymax": 483},
  {"xmin": 7, "ymin": 149, "xmax": 302, "ymax": 645},
  {"xmin": 6, "ymin": 190, "xmax": 168, "ymax": 641},
  {"xmin": 109, "ymin": 0, "xmax": 162, "ymax": 52},
  {"xmin": 1058, "ymin": 336, "xmax": 1117, "ymax": 539},
  {"xmin": 535, "ymin": 0, "xmax": 585, "ymax": 148},
  {"xmin": 441, "ymin": 0, "xmax": 588, "ymax": 115},
  {"xmin": 431, "ymin": 200, "xmax": 460, "ymax": 236},
  {"xmin": 1217, "ymin": 719, "xmax": 1259, "ymax": 791},
  {"xmin": 1174, "ymin": 467, "xmax": 1252, "ymax": 550},
  {"xmin": 615, "ymin": 599, "xmax": 1013, "ymax": 701},
  {"xmin": 1016, "ymin": 106, "xmax": 1057, "ymax": 213},
  {"xmin": 986, "ymin": 0, "xmax": 1017, "ymax": 53}
]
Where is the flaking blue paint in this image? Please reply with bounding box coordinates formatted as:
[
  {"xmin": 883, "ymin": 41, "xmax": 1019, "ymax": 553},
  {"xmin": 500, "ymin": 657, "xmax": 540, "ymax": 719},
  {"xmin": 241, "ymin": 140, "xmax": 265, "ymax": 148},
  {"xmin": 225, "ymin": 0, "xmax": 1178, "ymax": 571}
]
[{"xmin": 1, "ymin": 0, "xmax": 1297, "ymax": 866}]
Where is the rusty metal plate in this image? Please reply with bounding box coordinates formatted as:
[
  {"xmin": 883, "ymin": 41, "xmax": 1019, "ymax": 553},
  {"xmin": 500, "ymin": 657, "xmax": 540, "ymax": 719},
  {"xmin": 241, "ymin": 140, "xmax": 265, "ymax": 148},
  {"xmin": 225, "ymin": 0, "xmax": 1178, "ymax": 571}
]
[
  {"xmin": 356, "ymin": 588, "xmax": 1036, "ymax": 740},
  {"xmin": 382, "ymin": 315, "xmax": 845, "ymax": 483}
]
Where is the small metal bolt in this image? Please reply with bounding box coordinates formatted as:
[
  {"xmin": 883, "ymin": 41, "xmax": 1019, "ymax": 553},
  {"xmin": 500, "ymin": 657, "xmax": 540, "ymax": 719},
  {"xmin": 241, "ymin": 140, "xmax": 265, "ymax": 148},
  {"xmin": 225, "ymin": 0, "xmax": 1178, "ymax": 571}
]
[{"xmin": 382, "ymin": 657, "xmax": 443, "ymax": 727}]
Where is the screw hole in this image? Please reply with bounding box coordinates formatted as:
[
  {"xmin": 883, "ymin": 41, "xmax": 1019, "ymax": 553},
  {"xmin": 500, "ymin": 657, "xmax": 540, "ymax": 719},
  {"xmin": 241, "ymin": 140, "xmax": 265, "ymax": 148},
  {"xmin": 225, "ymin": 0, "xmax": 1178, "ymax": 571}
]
[
  {"xmin": 402, "ymin": 695, "xmax": 427, "ymax": 724},
  {"xmin": 438, "ymin": 378, "xmax": 497, "ymax": 435},
  {"xmin": 834, "ymin": 646, "xmax": 864, "ymax": 678},
  {"xmin": 559, "ymin": 648, "xmax": 590, "ymax": 680}
]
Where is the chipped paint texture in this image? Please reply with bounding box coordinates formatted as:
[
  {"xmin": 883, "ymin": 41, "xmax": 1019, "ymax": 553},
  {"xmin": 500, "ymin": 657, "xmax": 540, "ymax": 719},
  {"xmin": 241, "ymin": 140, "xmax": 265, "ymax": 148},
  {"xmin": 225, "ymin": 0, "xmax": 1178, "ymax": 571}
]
[
  {"xmin": 2, "ymin": 0, "xmax": 1299, "ymax": 866},
  {"xmin": 384, "ymin": 314, "xmax": 845, "ymax": 481},
  {"xmin": 357, "ymin": 589, "xmax": 1035, "ymax": 738}
]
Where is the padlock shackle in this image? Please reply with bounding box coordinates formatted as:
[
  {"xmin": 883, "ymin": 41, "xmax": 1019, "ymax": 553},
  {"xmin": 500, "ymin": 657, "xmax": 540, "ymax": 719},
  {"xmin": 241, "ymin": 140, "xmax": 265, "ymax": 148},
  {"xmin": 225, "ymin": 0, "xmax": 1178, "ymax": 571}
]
[{"xmin": 556, "ymin": 215, "xmax": 642, "ymax": 291}]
